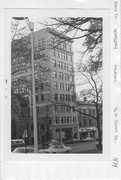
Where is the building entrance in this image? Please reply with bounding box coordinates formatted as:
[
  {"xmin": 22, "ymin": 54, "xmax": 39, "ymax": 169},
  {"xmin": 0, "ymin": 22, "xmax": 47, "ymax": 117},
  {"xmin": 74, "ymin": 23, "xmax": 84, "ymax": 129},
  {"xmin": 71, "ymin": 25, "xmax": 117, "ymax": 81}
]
[{"xmin": 63, "ymin": 128, "xmax": 73, "ymax": 140}]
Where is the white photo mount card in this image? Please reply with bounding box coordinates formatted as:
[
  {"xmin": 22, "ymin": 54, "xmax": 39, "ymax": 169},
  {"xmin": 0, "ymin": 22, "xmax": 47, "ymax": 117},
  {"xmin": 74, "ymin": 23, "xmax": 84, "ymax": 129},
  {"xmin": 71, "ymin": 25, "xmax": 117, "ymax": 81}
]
[{"xmin": 0, "ymin": 0, "xmax": 121, "ymax": 179}]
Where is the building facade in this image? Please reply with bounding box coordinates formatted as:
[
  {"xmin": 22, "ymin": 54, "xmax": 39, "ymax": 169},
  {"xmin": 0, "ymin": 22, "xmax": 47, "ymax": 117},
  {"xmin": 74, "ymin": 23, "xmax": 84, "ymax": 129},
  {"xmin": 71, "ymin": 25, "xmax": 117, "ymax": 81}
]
[
  {"xmin": 11, "ymin": 28, "xmax": 79, "ymax": 144},
  {"xmin": 77, "ymin": 101, "xmax": 97, "ymax": 139}
]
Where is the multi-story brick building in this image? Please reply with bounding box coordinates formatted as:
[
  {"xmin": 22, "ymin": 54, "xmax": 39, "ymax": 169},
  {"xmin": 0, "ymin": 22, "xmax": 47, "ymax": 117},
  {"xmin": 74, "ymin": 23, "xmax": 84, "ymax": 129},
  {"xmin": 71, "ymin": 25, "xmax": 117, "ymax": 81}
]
[{"xmin": 11, "ymin": 28, "xmax": 79, "ymax": 144}]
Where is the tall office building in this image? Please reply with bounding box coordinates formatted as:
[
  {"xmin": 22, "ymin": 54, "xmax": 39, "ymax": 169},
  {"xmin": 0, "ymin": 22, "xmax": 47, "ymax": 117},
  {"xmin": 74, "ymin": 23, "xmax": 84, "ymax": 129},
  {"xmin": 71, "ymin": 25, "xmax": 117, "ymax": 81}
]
[{"xmin": 12, "ymin": 28, "xmax": 79, "ymax": 144}]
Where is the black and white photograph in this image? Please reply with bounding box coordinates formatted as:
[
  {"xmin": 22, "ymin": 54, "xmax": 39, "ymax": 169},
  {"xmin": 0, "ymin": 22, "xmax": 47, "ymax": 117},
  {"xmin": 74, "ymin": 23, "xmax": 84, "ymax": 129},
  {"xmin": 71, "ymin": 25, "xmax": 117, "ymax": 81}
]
[
  {"xmin": 1, "ymin": 0, "xmax": 121, "ymax": 179},
  {"xmin": 11, "ymin": 17, "xmax": 103, "ymax": 154}
]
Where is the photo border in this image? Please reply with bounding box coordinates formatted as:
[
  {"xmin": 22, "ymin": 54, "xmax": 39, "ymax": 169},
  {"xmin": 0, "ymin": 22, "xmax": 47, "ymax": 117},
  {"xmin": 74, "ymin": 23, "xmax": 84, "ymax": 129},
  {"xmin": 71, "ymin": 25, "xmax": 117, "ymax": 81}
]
[{"xmin": 0, "ymin": 0, "xmax": 121, "ymax": 179}]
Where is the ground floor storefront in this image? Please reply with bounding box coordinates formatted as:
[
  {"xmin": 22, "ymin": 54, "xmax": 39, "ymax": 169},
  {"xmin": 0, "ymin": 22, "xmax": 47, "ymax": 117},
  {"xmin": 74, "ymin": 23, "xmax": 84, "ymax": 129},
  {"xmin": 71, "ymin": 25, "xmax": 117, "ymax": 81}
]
[
  {"xmin": 79, "ymin": 127, "xmax": 97, "ymax": 139},
  {"xmin": 51, "ymin": 125, "xmax": 79, "ymax": 141}
]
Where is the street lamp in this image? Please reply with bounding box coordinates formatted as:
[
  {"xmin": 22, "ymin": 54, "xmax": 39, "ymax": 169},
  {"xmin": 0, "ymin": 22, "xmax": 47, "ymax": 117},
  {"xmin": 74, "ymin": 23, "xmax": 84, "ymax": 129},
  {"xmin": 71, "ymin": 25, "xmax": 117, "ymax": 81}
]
[{"xmin": 12, "ymin": 17, "xmax": 38, "ymax": 153}]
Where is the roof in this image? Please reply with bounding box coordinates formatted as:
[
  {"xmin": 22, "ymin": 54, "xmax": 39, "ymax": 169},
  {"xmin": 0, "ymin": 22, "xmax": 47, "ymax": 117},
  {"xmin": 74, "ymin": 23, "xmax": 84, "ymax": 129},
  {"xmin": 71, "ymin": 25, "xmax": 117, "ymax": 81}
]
[{"xmin": 35, "ymin": 27, "xmax": 73, "ymax": 43}]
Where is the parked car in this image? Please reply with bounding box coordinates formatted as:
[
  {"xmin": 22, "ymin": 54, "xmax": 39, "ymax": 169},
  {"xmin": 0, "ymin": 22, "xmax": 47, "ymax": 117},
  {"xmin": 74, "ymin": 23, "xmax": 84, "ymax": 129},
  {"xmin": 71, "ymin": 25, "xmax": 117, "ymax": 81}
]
[
  {"xmin": 64, "ymin": 139, "xmax": 80, "ymax": 144},
  {"xmin": 42, "ymin": 140, "xmax": 63, "ymax": 149},
  {"xmin": 39, "ymin": 143, "xmax": 72, "ymax": 153},
  {"xmin": 12, "ymin": 146, "xmax": 34, "ymax": 153},
  {"xmin": 11, "ymin": 139, "xmax": 25, "ymax": 151},
  {"xmin": 81, "ymin": 137, "xmax": 94, "ymax": 142}
]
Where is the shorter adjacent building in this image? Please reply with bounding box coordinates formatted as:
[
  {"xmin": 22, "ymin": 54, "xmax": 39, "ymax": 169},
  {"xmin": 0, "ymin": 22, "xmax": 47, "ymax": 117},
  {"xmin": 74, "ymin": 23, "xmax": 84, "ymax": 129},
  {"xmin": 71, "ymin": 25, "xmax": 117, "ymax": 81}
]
[{"xmin": 77, "ymin": 101, "xmax": 98, "ymax": 139}]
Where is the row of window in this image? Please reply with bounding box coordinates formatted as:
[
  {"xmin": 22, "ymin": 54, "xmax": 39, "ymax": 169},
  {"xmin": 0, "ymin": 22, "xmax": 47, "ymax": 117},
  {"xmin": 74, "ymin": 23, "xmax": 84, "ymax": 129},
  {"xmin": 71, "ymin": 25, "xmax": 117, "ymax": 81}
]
[
  {"xmin": 36, "ymin": 94, "xmax": 44, "ymax": 103},
  {"xmin": 54, "ymin": 93, "xmax": 75, "ymax": 102},
  {"xmin": 79, "ymin": 108, "xmax": 96, "ymax": 116},
  {"xmin": 51, "ymin": 49, "xmax": 72, "ymax": 61},
  {"xmin": 79, "ymin": 118, "xmax": 95, "ymax": 127},
  {"xmin": 51, "ymin": 38, "xmax": 72, "ymax": 52},
  {"xmin": 52, "ymin": 60, "xmax": 73, "ymax": 72},
  {"xmin": 53, "ymin": 81, "xmax": 74, "ymax": 92},
  {"xmin": 55, "ymin": 116, "xmax": 77, "ymax": 125},
  {"xmin": 53, "ymin": 71, "xmax": 74, "ymax": 80},
  {"xmin": 55, "ymin": 104, "xmax": 76, "ymax": 113}
]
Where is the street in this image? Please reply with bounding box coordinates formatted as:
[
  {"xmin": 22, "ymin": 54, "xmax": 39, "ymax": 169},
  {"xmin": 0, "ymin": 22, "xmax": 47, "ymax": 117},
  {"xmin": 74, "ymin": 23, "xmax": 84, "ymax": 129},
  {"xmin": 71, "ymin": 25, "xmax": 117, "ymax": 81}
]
[{"xmin": 65, "ymin": 141, "xmax": 101, "ymax": 153}]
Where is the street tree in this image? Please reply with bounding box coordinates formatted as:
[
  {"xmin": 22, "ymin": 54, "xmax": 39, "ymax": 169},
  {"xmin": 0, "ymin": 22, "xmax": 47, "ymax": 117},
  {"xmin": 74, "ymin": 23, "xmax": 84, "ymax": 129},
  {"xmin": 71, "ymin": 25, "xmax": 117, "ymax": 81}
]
[
  {"xmin": 76, "ymin": 62, "xmax": 102, "ymax": 149},
  {"xmin": 40, "ymin": 17, "xmax": 102, "ymax": 71},
  {"xmin": 11, "ymin": 20, "xmax": 52, "ymax": 144},
  {"xmin": 11, "ymin": 89, "xmax": 30, "ymax": 140}
]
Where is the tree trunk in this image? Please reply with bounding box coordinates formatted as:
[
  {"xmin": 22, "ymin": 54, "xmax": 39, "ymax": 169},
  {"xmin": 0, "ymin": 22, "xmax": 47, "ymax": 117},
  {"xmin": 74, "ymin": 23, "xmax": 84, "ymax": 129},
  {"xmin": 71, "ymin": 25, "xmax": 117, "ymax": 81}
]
[{"xmin": 96, "ymin": 103, "xmax": 102, "ymax": 150}]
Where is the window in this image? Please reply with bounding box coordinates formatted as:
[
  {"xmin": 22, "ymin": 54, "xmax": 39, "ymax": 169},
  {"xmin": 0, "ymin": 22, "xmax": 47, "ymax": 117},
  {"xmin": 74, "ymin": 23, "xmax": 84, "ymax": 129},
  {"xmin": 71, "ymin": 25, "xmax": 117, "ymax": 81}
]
[
  {"xmin": 63, "ymin": 63, "xmax": 68, "ymax": 70},
  {"xmin": 63, "ymin": 117, "xmax": 66, "ymax": 124},
  {"xmin": 52, "ymin": 60, "xmax": 56, "ymax": 67},
  {"xmin": 59, "ymin": 72, "xmax": 63, "ymax": 79},
  {"xmin": 68, "ymin": 55, "xmax": 72, "ymax": 61},
  {"xmin": 55, "ymin": 117, "xmax": 60, "ymax": 124},
  {"xmin": 70, "ymin": 117, "xmax": 72, "ymax": 123},
  {"xmin": 67, "ymin": 95, "xmax": 70, "ymax": 101},
  {"xmin": 53, "ymin": 81, "xmax": 58, "ymax": 89},
  {"xmin": 69, "ymin": 75, "xmax": 74, "ymax": 82},
  {"xmin": 51, "ymin": 49, "xmax": 56, "ymax": 56},
  {"xmin": 68, "ymin": 65, "xmax": 73, "ymax": 72},
  {"xmin": 93, "ymin": 109, "xmax": 96, "ymax": 116},
  {"xmin": 54, "ymin": 93, "xmax": 58, "ymax": 100},
  {"xmin": 60, "ymin": 105, "xmax": 65, "ymax": 113},
  {"xmin": 66, "ymin": 105, "xmax": 71, "ymax": 112},
  {"xmin": 63, "ymin": 73, "xmax": 66, "ymax": 80},
  {"xmin": 58, "ymin": 62, "xmax": 61, "ymax": 68},
  {"xmin": 55, "ymin": 105, "xmax": 59, "ymax": 112},
  {"xmin": 70, "ymin": 85, "xmax": 74, "ymax": 92},
  {"xmin": 41, "ymin": 94, "xmax": 44, "ymax": 101},
  {"xmin": 65, "ymin": 94, "xmax": 68, "ymax": 101},
  {"xmin": 65, "ymin": 84, "xmax": 69, "ymax": 91},
  {"xmin": 60, "ymin": 94, "xmax": 64, "ymax": 101},
  {"xmin": 59, "ymin": 83, "xmax": 64, "ymax": 90},
  {"xmin": 36, "ymin": 95, "xmax": 39, "ymax": 103},
  {"xmin": 63, "ymin": 42, "xmax": 67, "ymax": 50},
  {"xmin": 73, "ymin": 117, "xmax": 76, "ymax": 123},
  {"xmin": 61, "ymin": 117, "xmax": 66, "ymax": 124},
  {"xmin": 71, "ymin": 95, "xmax": 75, "ymax": 102},
  {"xmin": 67, "ymin": 117, "xmax": 70, "ymax": 124},
  {"xmin": 61, "ymin": 117, "xmax": 64, "ymax": 124},
  {"xmin": 58, "ymin": 62, "xmax": 63, "ymax": 69},
  {"xmin": 72, "ymin": 106, "xmax": 75, "ymax": 112},
  {"xmin": 66, "ymin": 74, "xmax": 69, "ymax": 81},
  {"xmin": 52, "ymin": 70, "xmax": 57, "ymax": 78},
  {"xmin": 62, "ymin": 52, "xmax": 65, "ymax": 59},
  {"xmin": 89, "ymin": 109, "xmax": 92, "ymax": 115}
]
